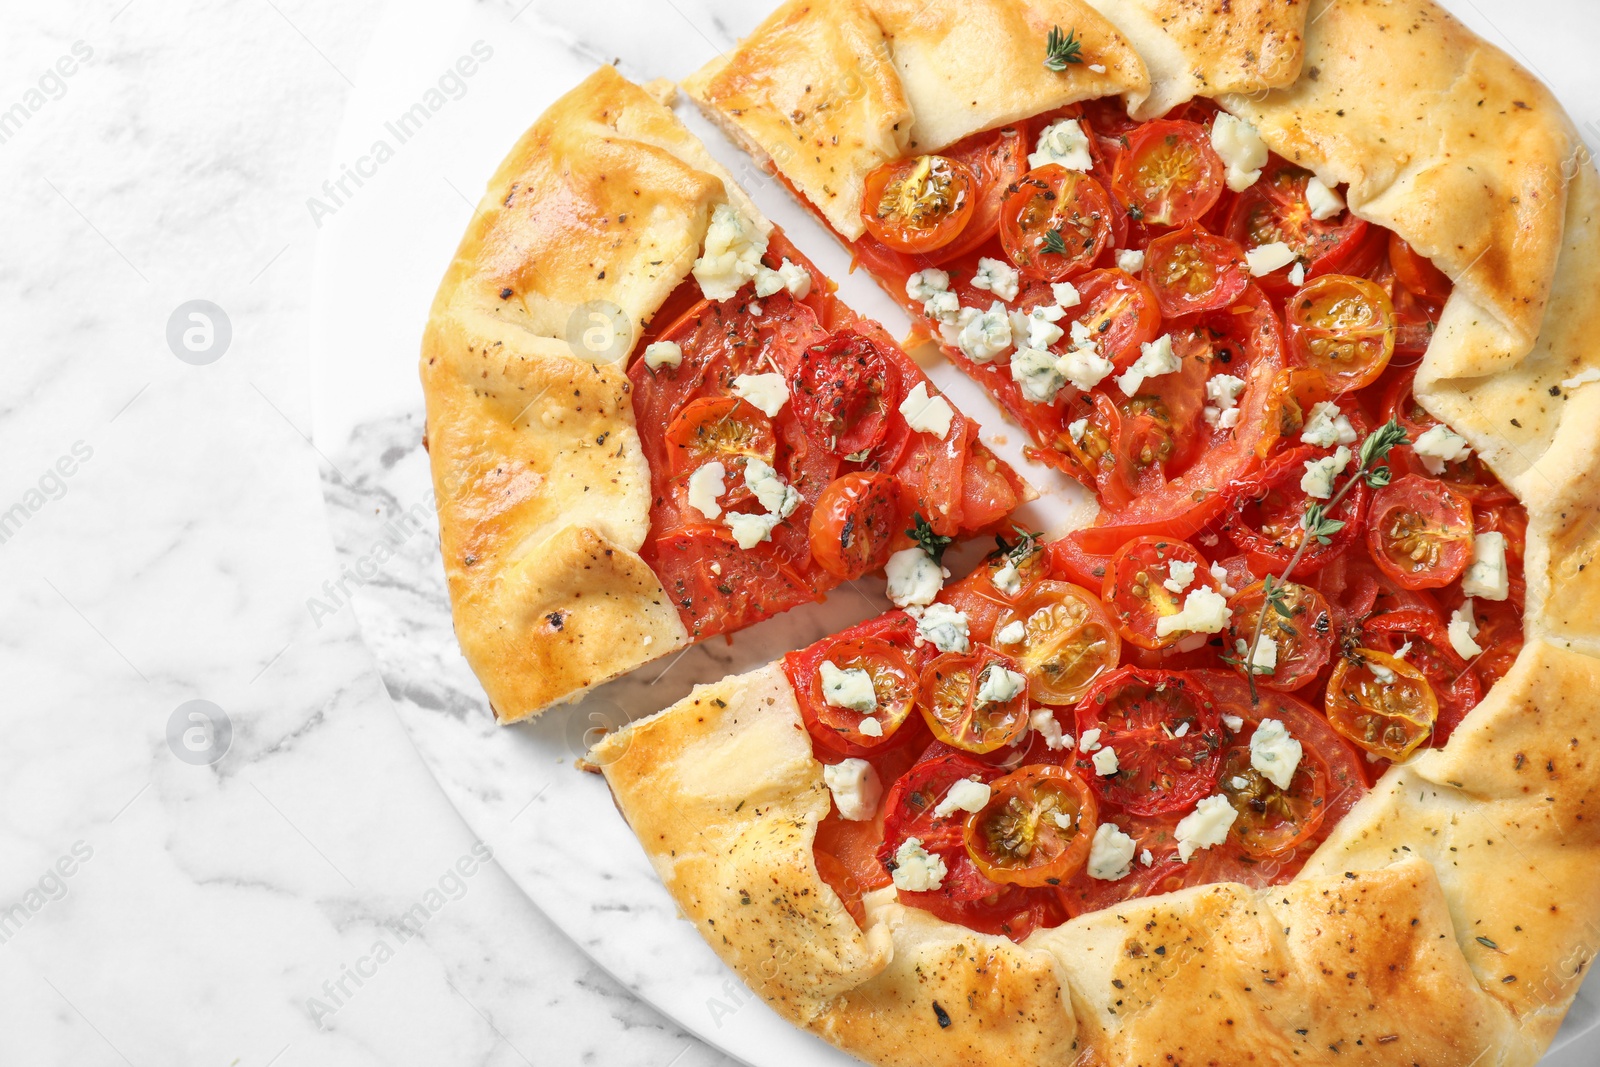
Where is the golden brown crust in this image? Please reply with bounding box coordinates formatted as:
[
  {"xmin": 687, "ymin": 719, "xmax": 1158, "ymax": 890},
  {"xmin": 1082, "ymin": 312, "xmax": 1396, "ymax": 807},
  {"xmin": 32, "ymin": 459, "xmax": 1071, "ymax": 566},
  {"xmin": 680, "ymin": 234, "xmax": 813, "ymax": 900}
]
[
  {"xmin": 422, "ymin": 66, "xmax": 777, "ymax": 720},
  {"xmin": 1220, "ymin": 0, "xmax": 1581, "ymax": 374},
  {"xmin": 1083, "ymin": 0, "xmax": 1309, "ymax": 118}
]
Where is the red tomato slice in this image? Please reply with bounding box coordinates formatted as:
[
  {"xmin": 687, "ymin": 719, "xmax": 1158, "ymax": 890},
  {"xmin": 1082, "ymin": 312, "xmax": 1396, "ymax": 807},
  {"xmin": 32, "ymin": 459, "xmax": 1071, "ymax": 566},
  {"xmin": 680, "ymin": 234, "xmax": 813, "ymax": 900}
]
[
  {"xmin": 861, "ymin": 154, "xmax": 978, "ymax": 254},
  {"xmin": 1111, "ymin": 120, "xmax": 1226, "ymax": 227},
  {"xmin": 1073, "ymin": 667, "xmax": 1223, "ymax": 815},
  {"xmin": 1287, "ymin": 274, "xmax": 1397, "ymax": 393},
  {"xmin": 808, "ymin": 471, "xmax": 899, "ymax": 580},
  {"xmin": 1366, "ymin": 474, "xmax": 1474, "ymax": 590},
  {"xmin": 918, "ymin": 647, "xmax": 1032, "ymax": 754},
  {"xmin": 1225, "ymin": 163, "xmax": 1368, "ymax": 295},
  {"xmin": 1387, "ymin": 232, "xmax": 1453, "ymax": 306},
  {"xmin": 1361, "ymin": 609, "xmax": 1482, "ymax": 746},
  {"xmin": 1142, "ymin": 226, "xmax": 1249, "ymax": 318},
  {"xmin": 929, "ymin": 125, "xmax": 1031, "ymax": 265},
  {"xmin": 964, "ymin": 765, "xmax": 1098, "ymax": 886},
  {"xmin": 1102, "ymin": 536, "xmax": 1221, "ymax": 651},
  {"xmin": 789, "ymin": 328, "xmax": 897, "ymax": 457},
  {"xmin": 649, "ymin": 525, "xmax": 816, "ymax": 641},
  {"xmin": 1221, "ymin": 445, "xmax": 1370, "ymax": 579},
  {"xmin": 1325, "ymin": 649, "xmax": 1438, "ymax": 761},
  {"xmin": 783, "ymin": 612, "xmax": 935, "ymax": 759},
  {"xmin": 1225, "ymin": 579, "xmax": 1334, "ymax": 691},
  {"xmin": 1000, "ymin": 165, "xmax": 1116, "ymax": 280}
]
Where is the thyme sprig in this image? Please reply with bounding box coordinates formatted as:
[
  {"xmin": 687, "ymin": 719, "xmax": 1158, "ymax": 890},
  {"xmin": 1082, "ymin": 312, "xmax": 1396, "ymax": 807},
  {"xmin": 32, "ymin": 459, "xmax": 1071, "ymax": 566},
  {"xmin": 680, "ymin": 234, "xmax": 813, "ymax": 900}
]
[
  {"xmin": 1044, "ymin": 26, "xmax": 1084, "ymax": 72},
  {"xmin": 1041, "ymin": 227, "xmax": 1069, "ymax": 257},
  {"xmin": 907, "ymin": 512, "xmax": 955, "ymax": 565}
]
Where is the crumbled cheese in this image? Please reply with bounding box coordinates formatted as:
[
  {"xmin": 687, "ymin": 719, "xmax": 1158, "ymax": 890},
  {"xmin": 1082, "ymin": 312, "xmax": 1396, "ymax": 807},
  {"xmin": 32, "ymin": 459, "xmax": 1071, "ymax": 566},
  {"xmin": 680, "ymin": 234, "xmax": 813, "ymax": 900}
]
[
  {"xmin": 1448, "ymin": 599, "xmax": 1484, "ymax": 659},
  {"xmin": 1210, "ymin": 114, "xmax": 1268, "ymax": 192},
  {"xmin": 900, "ymin": 381, "xmax": 955, "ymax": 439},
  {"xmin": 1222, "ymin": 714, "xmax": 1245, "ymax": 733},
  {"xmin": 1116, "ymin": 248, "xmax": 1145, "ymax": 275},
  {"xmin": 1246, "ymin": 241, "xmax": 1298, "ymax": 277},
  {"xmin": 1288, "ymin": 262, "xmax": 1307, "ymax": 287},
  {"xmin": 819, "ymin": 660, "xmax": 878, "ymax": 713},
  {"xmin": 891, "ymin": 837, "xmax": 947, "ymax": 892},
  {"xmin": 991, "ymin": 558, "xmax": 1024, "ymax": 597},
  {"xmin": 776, "ymin": 259, "xmax": 812, "ymax": 298},
  {"xmin": 1092, "ymin": 746, "xmax": 1120, "ymax": 776},
  {"xmin": 932, "ymin": 778, "xmax": 992, "ymax": 818},
  {"xmin": 731, "ymin": 372, "xmax": 789, "ymax": 417},
  {"xmin": 692, "ymin": 203, "xmax": 769, "ymax": 301},
  {"xmin": 1052, "ymin": 281, "xmax": 1082, "ymax": 308},
  {"xmin": 1209, "ymin": 562, "xmax": 1237, "ymax": 597},
  {"xmin": 686, "ymin": 461, "xmax": 726, "ymax": 520},
  {"xmin": 1202, "ymin": 374, "xmax": 1248, "ymax": 430},
  {"xmin": 1368, "ymin": 657, "xmax": 1397, "ymax": 684},
  {"xmin": 886, "ymin": 547, "xmax": 944, "ymax": 608},
  {"xmin": 1305, "ymin": 176, "xmax": 1346, "ymax": 221},
  {"xmin": 906, "ymin": 269, "xmax": 951, "ymax": 303},
  {"xmin": 858, "ymin": 716, "xmax": 884, "ymax": 737},
  {"xmin": 1300, "ymin": 446, "xmax": 1353, "ymax": 500},
  {"xmin": 972, "ymin": 257, "xmax": 1021, "ymax": 302},
  {"xmin": 957, "ymin": 301, "xmax": 1013, "ymax": 363},
  {"xmin": 1061, "ymin": 344, "xmax": 1115, "ymax": 392},
  {"xmin": 1300, "ymin": 402, "xmax": 1358, "ymax": 448},
  {"xmin": 754, "ymin": 267, "xmax": 785, "ymax": 298},
  {"xmin": 725, "ymin": 510, "xmax": 781, "ymax": 549},
  {"xmin": 1116, "ymin": 334, "xmax": 1180, "ymax": 396},
  {"xmin": 1249, "ymin": 719, "xmax": 1302, "ymax": 789},
  {"xmin": 1068, "ymin": 418, "xmax": 1089, "ymax": 443},
  {"xmin": 1025, "ymin": 304, "xmax": 1068, "ymax": 349},
  {"xmin": 1031, "ymin": 707, "xmax": 1069, "ymax": 750},
  {"xmin": 1087, "ymin": 823, "xmax": 1137, "ymax": 881},
  {"xmin": 1174, "ymin": 722, "xmax": 1190, "ymax": 738},
  {"xmin": 1078, "ymin": 728, "xmax": 1103, "ymax": 753},
  {"xmin": 1246, "ymin": 634, "xmax": 1279, "ymax": 677},
  {"xmin": 1562, "ymin": 368, "xmax": 1600, "ymax": 390},
  {"xmin": 1011, "ymin": 347, "xmax": 1068, "ymax": 405},
  {"xmin": 1163, "ymin": 559, "xmax": 1198, "ymax": 594},
  {"xmin": 1140, "ymin": 849, "xmax": 1153, "ymax": 867},
  {"xmin": 1029, "ymin": 118, "xmax": 1093, "ymax": 171},
  {"xmin": 917, "ymin": 602, "xmax": 971, "ymax": 653},
  {"xmin": 1154, "ymin": 586, "xmax": 1232, "ymax": 637},
  {"xmin": 976, "ymin": 665, "xmax": 1028, "ymax": 705},
  {"xmin": 1175, "ymin": 795, "xmax": 1239, "ymax": 862},
  {"xmin": 823, "ymin": 759, "xmax": 882, "ymax": 821},
  {"xmin": 1412, "ymin": 424, "xmax": 1472, "ymax": 475},
  {"xmin": 744, "ymin": 457, "xmax": 801, "ymax": 519},
  {"xmin": 1462, "ymin": 532, "xmax": 1509, "ymax": 601},
  {"xmin": 996, "ymin": 619, "xmax": 1027, "ymax": 646},
  {"xmin": 643, "ymin": 341, "xmax": 683, "ymax": 371},
  {"xmin": 924, "ymin": 290, "xmax": 961, "ymax": 325}
]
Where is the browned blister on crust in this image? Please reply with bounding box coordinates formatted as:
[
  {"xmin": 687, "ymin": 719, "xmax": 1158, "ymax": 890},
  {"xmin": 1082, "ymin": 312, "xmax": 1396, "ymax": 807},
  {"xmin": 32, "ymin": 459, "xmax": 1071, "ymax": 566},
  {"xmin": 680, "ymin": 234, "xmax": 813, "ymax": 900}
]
[{"xmin": 1084, "ymin": 0, "xmax": 1310, "ymax": 117}]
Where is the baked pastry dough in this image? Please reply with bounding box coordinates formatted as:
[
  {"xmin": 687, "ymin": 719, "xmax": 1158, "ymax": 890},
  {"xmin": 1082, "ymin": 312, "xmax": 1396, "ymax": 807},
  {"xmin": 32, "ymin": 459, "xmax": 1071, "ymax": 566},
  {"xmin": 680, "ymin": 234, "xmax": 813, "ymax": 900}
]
[{"xmin": 585, "ymin": 1, "xmax": 1600, "ymax": 1065}]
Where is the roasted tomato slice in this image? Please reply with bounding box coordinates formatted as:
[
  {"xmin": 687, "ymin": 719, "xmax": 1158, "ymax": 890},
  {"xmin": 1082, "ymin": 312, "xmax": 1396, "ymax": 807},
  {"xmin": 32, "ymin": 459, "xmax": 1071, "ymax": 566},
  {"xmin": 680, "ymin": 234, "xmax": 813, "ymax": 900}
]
[
  {"xmin": 1226, "ymin": 579, "xmax": 1334, "ymax": 691},
  {"xmin": 1255, "ymin": 367, "xmax": 1332, "ymax": 458},
  {"xmin": 808, "ymin": 471, "xmax": 899, "ymax": 580},
  {"xmin": 1110, "ymin": 120, "xmax": 1226, "ymax": 227},
  {"xmin": 965, "ymin": 765, "xmax": 1098, "ymax": 887},
  {"xmin": 791, "ymin": 630, "xmax": 921, "ymax": 756},
  {"xmin": 861, "ymin": 154, "xmax": 977, "ymax": 253},
  {"xmin": 1225, "ymin": 164, "xmax": 1368, "ymax": 291},
  {"xmin": 1287, "ymin": 274, "xmax": 1396, "ymax": 393},
  {"xmin": 651, "ymin": 525, "xmax": 815, "ymax": 641},
  {"xmin": 1464, "ymin": 598, "xmax": 1524, "ymax": 689},
  {"xmin": 1102, "ymin": 536, "xmax": 1221, "ymax": 651},
  {"xmin": 992, "ymin": 580, "xmax": 1122, "ymax": 704},
  {"xmin": 918, "ymin": 648, "xmax": 1032, "ymax": 754},
  {"xmin": 1387, "ymin": 232, "xmax": 1452, "ymax": 306},
  {"xmin": 1060, "ymin": 268, "xmax": 1163, "ymax": 370},
  {"xmin": 1361, "ymin": 609, "xmax": 1482, "ymax": 746},
  {"xmin": 1000, "ymin": 165, "xmax": 1116, "ymax": 280},
  {"xmin": 1073, "ymin": 667, "xmax": 1222, "ymax": 815},
  {"xmin": 1142, "ymin": 226, "xmax": 1249, "ymax": 318},
  {"xmin": 663, "ymin": 396, "xmax": 777, "ymax": 477},
  {"xmin": 1223, "ymin": 446, "xmax": 1370, "ymax": 579},
  {"xmin": 1215, "ymin": 726, "xmax": 1327, "ymax": 858},
  {"xmin": 1325, "ymin": 649, "xmax": 1439, "ymax": 761},
  {"xmin": 1365, "ymin": 475, "xmax": 1474, "ymax": 590},
  {"xmin": 789, "ymin": 330, "xmax": 896, "ymax": 456},
  {"xmin": 930, "ymin": 124, "xmax": 1031, "ymax": 264}
]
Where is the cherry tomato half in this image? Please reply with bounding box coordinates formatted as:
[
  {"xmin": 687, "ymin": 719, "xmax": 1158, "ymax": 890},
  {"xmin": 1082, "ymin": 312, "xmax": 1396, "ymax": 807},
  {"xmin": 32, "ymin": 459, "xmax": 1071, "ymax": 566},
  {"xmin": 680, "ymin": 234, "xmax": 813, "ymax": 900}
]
[
  {"xmin": 1226, "ymin": 579, "xmax": 1334, "ymax": 691},
  {"xmin": 1387, "ymin": 232, "xmax": 1452, "ymax": 306},
  {"xmin": 1142, "ymin": 227, "xmax": 1249, "ymax": 318},
  {"xmin": 918, "ymin": 648, "xmax": 1032, "ymax": 754},
  {"xmin": 1366, "ymin": 475, "xmax": 1474, "ymax": 590},
  {"xmin": 808, "ymin": 472, "xmax": 899, "ymax": 580},
  {"xmin": 1073, "ymin": 667, "xmax": 1222, "ymax": 815},
  {"xmin": 798, "ymin": 634, "xmax": 920, "ymax": 754},
  {"xmin": 1060, "ymin": 269, "xmax": 1162, "ymax": 370},
  {"xmin": 1000, "ymin": 165, "xmax": 1115, "ymax": 280},
  {"xmin": 1215, "ymin": 728, "xmax": 1328, "ymax": 857},
  {"xmin": 1325, "ymin": 649, "xmax": 1439, "ymax": 761},
  {"xmin": 789, "ymin": 330, "xmax": 896, "ymax": 457},
  {"xmin": 993, "ymin": 580, "xmax": 1122, "ymax": 704},
  {"xmin": 1287, "ymin": 274, "xmax": 1396, "ymax": 393},
  {"xmin": 1103, "ymin": 536, "xmax": 1220, "ymax": 651},
  {"xmin": 1361, "ymin": 609, "xmax": 1482, "ymax": 746},
  {"xmin": 1223, "ymin": 446, "xmax": 1370, "ymax": 580},
  {"xmin": 664, "ymin": 396, "xmax": 777, "ymax": 477},
  {"xmin": 1111, "ymin": 120, "xmax": 1226, "ymax": 228},
  {"xmin": 861, "ymin": 154, "xmax": 977, "ymax": 254},
  {"xmin": 929, "ymin": 125, "xmax": 1030, "ymax": 265},
  {"xmin": 1225, "ymin": 164, "xmax": 1368, "ymax": 291},
  {"xmin": 964, "ymin": 765, "xmax": 1098, "ymax": 887}
]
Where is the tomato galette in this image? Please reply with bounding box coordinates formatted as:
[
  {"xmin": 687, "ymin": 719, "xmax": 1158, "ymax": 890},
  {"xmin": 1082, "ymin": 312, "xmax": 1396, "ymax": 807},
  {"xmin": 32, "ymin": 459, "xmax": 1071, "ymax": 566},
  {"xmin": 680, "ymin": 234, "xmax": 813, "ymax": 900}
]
[
  {"xmin": 421, "ymin": 67, "xmax": 1026, "ymax": 722},
  {"xmin": 424, "ymin": 1, "xmax": 1600, "ymax": 1065}
]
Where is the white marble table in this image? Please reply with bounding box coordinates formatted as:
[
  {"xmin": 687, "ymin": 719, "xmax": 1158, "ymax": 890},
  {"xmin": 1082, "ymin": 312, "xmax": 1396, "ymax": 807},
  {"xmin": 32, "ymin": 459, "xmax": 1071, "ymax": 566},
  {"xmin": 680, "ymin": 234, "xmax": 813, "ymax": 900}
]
[{"xmin": 1, "ymin": 1, "xmax": 1597, "ymax": 1065}]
